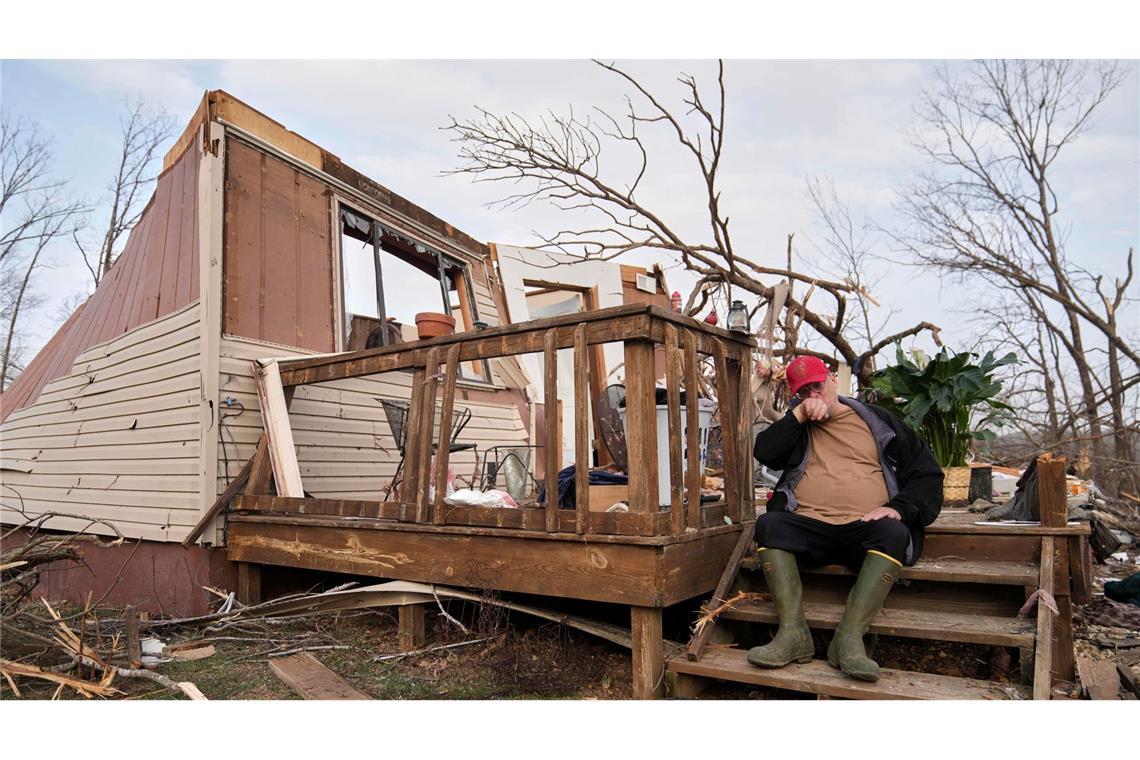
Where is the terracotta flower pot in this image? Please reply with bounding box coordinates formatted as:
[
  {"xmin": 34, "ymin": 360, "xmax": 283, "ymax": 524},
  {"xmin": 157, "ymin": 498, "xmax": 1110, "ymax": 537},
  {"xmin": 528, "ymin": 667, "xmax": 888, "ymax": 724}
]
[{"xmin": 415, "ymin": 312, "xmax": 455, "ymax": 340}]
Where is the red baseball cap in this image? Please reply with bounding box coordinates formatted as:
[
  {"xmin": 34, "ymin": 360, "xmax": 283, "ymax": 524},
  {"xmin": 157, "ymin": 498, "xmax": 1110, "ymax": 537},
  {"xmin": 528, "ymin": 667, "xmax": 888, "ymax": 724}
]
[{"xmin": 786, "ymin": 356, "xmax": 830, "ymax": 397}]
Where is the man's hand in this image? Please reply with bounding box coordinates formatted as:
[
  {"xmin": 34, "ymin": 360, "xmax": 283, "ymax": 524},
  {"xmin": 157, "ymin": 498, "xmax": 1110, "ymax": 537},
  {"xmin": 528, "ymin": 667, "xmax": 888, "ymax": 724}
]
[
  {"xmin": 793, "ymin": 397, "xmax": 830, "ymax": 423},
  {"xmin": 861, "ymin": 506, "xmax": 902, "ymax": 522}
]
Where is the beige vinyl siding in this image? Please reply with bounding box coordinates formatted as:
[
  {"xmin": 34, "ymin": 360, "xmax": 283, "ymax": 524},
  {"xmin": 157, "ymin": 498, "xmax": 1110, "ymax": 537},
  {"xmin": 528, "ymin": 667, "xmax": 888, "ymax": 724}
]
[
  {"xmin": 0, "ymin": 303, "xmax": 203, "ymax": 541},
  {"xmin": 217, "ymin": 335, "xmax": 530, "ymax": 500},
  {"xmin": 471, "ymin": 278, "xmax": 501, "ymax": 327}
]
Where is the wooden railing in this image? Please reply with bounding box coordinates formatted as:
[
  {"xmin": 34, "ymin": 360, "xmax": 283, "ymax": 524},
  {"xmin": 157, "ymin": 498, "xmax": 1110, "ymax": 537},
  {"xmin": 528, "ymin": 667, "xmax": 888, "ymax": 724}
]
[{"xmin": 238, "ymin": 304, "xmax": 755, "ymax": 540}]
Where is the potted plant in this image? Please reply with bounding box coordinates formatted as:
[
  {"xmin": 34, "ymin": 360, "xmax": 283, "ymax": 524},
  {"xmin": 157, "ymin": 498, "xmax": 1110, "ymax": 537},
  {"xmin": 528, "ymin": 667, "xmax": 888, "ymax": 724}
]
[{"xmin": 869, "ymin": 345, "xmax": 1017, "ymax": 502}]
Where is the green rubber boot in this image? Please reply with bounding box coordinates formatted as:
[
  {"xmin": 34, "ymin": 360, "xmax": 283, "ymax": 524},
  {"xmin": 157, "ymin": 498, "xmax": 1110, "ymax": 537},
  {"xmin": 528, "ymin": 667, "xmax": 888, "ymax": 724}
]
[
  {"xmin": 746, "ymin": 548, "xmax": 815, "ymax": 668},
  {"xmin": 827, "ymin": 551, "xmax": 901, "ymax": 682}
]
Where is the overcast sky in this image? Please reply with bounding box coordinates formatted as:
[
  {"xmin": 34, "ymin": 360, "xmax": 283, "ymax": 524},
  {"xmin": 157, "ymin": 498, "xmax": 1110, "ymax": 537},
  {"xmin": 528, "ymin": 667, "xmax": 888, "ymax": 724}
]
[{"xmin": 3, "ymin": 57, "xmax": 1137, "ymax": 366}]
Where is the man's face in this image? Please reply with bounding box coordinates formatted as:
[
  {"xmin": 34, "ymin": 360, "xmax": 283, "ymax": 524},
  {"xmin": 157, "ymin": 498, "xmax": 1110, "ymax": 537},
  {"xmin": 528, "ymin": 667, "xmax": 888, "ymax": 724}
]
[{"xmin": 794, "ymin": 372, "xmax": 840, "ymax": 411}]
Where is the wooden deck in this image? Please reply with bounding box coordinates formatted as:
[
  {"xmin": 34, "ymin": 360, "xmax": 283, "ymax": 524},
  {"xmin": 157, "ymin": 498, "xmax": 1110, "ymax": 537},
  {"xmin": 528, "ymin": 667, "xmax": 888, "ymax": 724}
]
[{"xmin": 223, "ymin": 305, "xmax": 758, "ymax": 698}]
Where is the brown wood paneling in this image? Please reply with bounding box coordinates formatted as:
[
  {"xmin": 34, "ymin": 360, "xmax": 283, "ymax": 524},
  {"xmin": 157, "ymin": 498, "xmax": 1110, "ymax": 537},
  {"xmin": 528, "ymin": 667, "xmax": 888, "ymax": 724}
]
[
  {"xmin": 225, "ymin": 139, "xmax": 263, "ymax": 340},
  {"xmin": 260, "ymin": 151, "xmax": 299, "ymax": 346},
  {"xmin": 295, "ymin": 168, "xmax": 332, "ymax": 348},
  {"xmin": 222, "ymin": 138, "xmax": 333, "ymax": 352},
  {"xmin": 0, "ymin": 147, "xmax": 201, "ymax": 422}
]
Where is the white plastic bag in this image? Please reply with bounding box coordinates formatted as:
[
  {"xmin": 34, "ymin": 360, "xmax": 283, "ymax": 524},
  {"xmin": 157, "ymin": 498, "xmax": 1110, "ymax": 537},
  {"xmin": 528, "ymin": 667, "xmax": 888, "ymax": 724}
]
[{"xmin": 443, "ymin": 488, "xmax": 519, "ymax": 508}]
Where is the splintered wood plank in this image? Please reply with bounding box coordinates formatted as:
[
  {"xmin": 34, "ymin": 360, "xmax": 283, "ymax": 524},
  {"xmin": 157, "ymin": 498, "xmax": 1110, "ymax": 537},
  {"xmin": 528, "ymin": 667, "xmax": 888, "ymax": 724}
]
[
  {"xmin": 1033, "ymin": 536, "xmax": 1056, "ymax": 700},
  {"xmin": 574, "ymin": 323, "xmax": 590, "ymax": 532},
  {"xmin": 687, "ymin": 525, "xmax": 755, "ymax": 661},
  {"xmin": 253, "ymin": 360, "xmax": 303, "ymax": 497},
  {"xmin": 432, "ymin": 344, "xmax": 461, "ymax": 525},
  {"xmin": 544, "ymin": 329, "xmax": 559, "ymax": 532},
  {"xmin": 1076, "ymin": 655, "xmax": 1120, "ymax": 700},
  {"xmin": 1036, "ymin": 455, "xmax": 1068, "ymax": 528},
  {"xmin": 269, "ymin": 652, "xmax": 371, "ymax": 700},
  {"xmin": 667, "ymin": 647, "xmax": 1026, "ymax": 700},
  {"xmin": 683, "ymin": 333, "xmax": 701, "ymax": 530},
  {"xmin": 665, "ymin": 324, "xmax": 684, "ymax": 536},
  {"xmin": 720, "ymin": 598, "xmax": 1036, "ymax": 648}
]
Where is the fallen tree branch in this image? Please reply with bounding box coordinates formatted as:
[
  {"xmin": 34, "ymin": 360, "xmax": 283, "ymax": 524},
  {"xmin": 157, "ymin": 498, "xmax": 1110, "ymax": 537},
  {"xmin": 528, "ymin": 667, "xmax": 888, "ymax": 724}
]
[{"xmin": 373, "ymin": 637, "xmax": 493, "ymax": 662}]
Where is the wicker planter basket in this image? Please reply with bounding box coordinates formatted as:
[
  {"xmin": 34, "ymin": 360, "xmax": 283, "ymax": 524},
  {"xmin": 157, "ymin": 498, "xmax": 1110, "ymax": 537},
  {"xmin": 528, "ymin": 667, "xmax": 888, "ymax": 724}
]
[{"xmin": 943, "ymin": 466, "xmax": 972, "ymax": 502}]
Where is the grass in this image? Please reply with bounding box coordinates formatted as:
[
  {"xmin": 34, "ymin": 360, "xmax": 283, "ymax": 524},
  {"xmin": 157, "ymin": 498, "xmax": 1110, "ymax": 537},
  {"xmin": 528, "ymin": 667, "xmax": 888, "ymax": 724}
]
[{"xmin": 1, "ymin": 604, "xmax": 634, "ymax": 701}]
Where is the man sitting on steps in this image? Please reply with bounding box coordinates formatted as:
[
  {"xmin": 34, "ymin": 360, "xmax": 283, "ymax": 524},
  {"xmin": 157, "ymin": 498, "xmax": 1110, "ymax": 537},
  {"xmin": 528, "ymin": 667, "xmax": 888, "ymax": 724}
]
[{"xmin": 749, "ymin": 355, "xmax": 944, "ymax": 682}]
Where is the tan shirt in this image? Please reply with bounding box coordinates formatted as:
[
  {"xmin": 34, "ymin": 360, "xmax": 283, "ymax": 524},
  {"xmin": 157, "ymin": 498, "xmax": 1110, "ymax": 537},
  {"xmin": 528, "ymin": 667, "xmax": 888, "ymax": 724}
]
[{"xmin": 793, "ymin": 406, "xmax": 890, "ymax": 525}]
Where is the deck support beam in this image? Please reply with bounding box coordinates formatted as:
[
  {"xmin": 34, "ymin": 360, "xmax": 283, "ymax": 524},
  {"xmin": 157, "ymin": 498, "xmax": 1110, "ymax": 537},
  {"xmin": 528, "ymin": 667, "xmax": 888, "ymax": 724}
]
[
  {"xmin": 631, "ymin": 605, "xmax": 664, "ymax": 699},
  {"xmin": 236, "ymin": 562, "xmax": 261, "ymax": 605},
  {"xmin": 398, "ymin": 603, "xmax": 427, "ymax": 652}
]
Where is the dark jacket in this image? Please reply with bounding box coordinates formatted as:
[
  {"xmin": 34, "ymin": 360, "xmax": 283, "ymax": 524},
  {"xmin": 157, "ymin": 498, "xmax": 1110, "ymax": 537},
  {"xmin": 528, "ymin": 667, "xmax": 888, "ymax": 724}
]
[{"xmin": 753, "ymin": 396, "xmax": 944, "ymax": 565}]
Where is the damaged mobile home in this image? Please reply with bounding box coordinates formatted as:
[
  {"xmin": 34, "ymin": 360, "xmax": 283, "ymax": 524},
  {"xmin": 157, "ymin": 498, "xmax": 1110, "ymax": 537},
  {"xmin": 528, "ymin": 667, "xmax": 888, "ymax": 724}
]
[{"xmin": 1, "ymin": 91, "xmax": 748, "ymax": 698}]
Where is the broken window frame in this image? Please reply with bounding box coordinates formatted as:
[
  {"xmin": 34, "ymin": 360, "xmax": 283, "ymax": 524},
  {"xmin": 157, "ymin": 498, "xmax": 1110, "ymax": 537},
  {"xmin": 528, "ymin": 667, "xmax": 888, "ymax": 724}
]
[{"xmin": 337, "ymin": 202, "xmax": 491, "ymax": 383}]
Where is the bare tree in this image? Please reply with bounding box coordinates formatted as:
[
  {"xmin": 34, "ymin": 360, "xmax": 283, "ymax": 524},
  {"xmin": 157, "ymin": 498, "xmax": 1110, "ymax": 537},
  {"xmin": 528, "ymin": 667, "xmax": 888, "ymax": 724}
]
[
  {"xmin": 74, "ymin": 98, "xmax": 175, "ymax": 286},
  {"xmin": 890, "ymin": 60, "xmax": 1137, "ymax": 489},
  {"xmin": 1, "ymin": 114, "xmax": 87, "ymax": 390},
  {"xmin": 444, "ymin": 60, "xmax": 940, "ymax": 390},
  {"xmin": 803, "ymin": 177, "xmax": 908, "ymax": 377}
]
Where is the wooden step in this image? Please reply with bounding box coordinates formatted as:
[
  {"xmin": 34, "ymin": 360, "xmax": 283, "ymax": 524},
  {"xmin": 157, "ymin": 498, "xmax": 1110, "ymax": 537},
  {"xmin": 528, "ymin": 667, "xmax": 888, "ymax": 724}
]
[
  {"xmin": 740, "ymin": 556, "xmax": 1038, "ymax": 586},
  {"xmin": 668, "ymin": 646, "xmax": 1027, "ymax": 700},
  {"xmin": 718, "ymin": 598, "xmax": 1035, "ymax": 648}
]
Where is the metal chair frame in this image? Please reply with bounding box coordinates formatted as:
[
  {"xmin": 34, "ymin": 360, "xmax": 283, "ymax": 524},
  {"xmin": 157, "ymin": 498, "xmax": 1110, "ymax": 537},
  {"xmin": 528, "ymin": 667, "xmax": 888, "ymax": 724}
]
[{"xmin": 380, "ymin": 398, "xmax": 476, "ymax": 499}]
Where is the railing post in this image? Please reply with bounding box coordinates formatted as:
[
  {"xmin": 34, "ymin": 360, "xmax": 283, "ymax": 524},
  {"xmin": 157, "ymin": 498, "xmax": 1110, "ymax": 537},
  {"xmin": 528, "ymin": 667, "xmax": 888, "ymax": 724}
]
[
  {"xmin": 415, "ymin": 347, "xmax": 442, "ymax": 523},
  {"xmin": 665, "ymin": 324, "xmax": 684, "ymax": 536},
  {"xmin": 737, "ymin": 346, "xmax": 754, "ymax": 522},
  {"xmin": 574, "ymin": 323, "xmax": 591, "ymax": 533},
  {"xmin": 714, "ymin": 341, "xmax": 739, "ymax": 521},
  {"xmin": 1037, "ymin": 454, "xmax": 1075, "ymax": 684},
  {"xmin": 624, "ymin": 337, "xmax": 659, "ymax": 512},
  {"xmin": 402, "ymin": 366, "xmax": 426, "ymax": 515},
  {"xmin": 544, "ymin": 329, "xmax": 560, "ymax": 532},
  {"xmin": 432, "ymin": 343, "xmax": 461, "ymax": 525},
  {"xmin": 683, "ymin": 333, "xmax": 702, "ymax": 530}
]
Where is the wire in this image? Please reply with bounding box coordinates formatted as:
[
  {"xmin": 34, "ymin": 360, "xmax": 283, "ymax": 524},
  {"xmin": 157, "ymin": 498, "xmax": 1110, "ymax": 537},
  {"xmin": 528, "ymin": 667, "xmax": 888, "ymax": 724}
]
[{"xmin": 218, "ymin": 399, "xmax": 246, "ymax": 484}]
